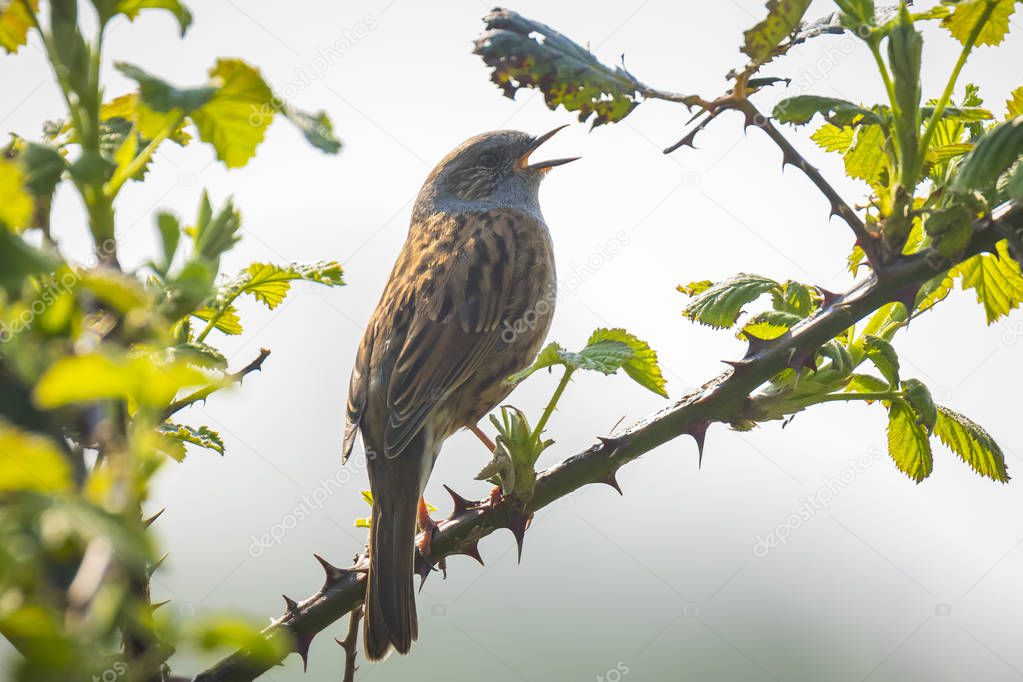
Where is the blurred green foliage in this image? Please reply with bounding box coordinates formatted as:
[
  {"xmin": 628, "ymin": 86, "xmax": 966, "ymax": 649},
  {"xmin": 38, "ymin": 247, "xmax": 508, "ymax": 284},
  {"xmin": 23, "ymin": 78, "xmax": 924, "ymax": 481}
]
[{"xmin": 0, "ymin": 1, "xmax": 342, "ymax": 679}]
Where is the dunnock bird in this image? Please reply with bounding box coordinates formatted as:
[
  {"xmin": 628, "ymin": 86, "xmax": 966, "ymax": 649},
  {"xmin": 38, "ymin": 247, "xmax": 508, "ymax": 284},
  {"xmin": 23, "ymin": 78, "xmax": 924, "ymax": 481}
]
[{"xmin": 343, "ymin": 127, "xmax": 577, "ymax": 660}]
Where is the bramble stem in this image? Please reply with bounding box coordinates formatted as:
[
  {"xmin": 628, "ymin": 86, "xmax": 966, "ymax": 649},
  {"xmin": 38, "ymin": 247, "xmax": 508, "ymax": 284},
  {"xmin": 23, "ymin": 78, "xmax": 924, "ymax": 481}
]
[
  {"xmin": 192, "ymin": 202, "xmax": 1022, "ymax": 682},
  {"xmin": 914, "ymin": 0, "xmax": 997, "ymax": 180},
  {"xmin": 811, "ymin": 391, "xmax": 899, "ymax": 405},
  {"xmin": 531, "ymin": 367, "xmax": 573, "ymax": 440}
]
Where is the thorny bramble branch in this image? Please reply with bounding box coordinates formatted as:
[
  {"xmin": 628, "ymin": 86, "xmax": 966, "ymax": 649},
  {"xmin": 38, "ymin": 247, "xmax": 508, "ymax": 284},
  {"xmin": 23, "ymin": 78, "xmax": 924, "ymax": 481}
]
[
  {"xmin": 162, "ymin": 348, "xmax": 271, "ymax": 421},
  {"xmin": 191, "ymin": 201, "xmax": 1022, "ymax": 682}
]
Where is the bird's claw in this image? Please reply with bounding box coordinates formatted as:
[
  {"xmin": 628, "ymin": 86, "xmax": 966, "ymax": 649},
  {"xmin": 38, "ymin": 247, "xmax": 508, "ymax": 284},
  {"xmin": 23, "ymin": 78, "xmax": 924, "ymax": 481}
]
[
  {"xmin": 416, "ymin": 496, "xmax": 439, "ymax": 558},
  {"xmin": 487, "ymin": 486, "xmax": 504, "ymax": 508}
]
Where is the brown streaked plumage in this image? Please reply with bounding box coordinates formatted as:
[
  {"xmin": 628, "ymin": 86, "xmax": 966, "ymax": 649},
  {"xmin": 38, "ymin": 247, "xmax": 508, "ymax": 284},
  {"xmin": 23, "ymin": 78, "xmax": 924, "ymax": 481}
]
[{"xmin": 343, "ymin": 128, "xmax": 577, "ymax": 660}]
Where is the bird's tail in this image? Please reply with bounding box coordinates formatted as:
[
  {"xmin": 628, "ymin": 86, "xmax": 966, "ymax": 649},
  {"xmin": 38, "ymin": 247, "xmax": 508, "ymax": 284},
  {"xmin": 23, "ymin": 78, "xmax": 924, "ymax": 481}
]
[{"xmin": 364, "ymin": 493, "xmax": 419, "ymax": 661}]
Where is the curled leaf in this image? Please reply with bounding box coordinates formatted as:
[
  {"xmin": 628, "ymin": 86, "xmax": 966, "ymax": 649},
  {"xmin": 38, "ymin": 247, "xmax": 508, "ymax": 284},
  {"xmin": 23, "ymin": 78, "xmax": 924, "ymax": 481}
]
[{"xmin": 474, "ymin": 8, "xmax": 680, "ymax": 126}]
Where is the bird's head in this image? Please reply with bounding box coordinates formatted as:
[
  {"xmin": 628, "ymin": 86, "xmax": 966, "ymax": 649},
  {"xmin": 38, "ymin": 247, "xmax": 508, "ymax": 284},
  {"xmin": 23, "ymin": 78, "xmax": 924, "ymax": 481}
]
[{"xmin": 420, "ymin": 127, "xmax": 578, "ymax": 212}]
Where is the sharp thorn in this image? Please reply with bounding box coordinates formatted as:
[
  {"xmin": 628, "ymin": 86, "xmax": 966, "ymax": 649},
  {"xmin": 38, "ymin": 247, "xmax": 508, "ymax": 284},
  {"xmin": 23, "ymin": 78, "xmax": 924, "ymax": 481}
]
[
  {"xmin": 687, "ymin": 420, "xmax": 709, "ymax": 465},
  {"xmin": 505, "ymin": 512, "xmax": 532, "ymax": 563},
  {"xmin": 817, "ymin": 286, "xmax": 842, "ymax": 308},
  {"xmin": 722, "ymin": 359, "xmax": 750, "ymax": 371},
  {"xmin": 597, "ymin": 435, "xmax": 625, "ymax": 457},
  {"xmin": 415, "ymin": 553, "xmax": 435, "ymax": 591},
  {"xmin": 742, "ymin": 331, "xmax": 775, "ymax": 360},
  {"xmin": 894, "ymin": 284, "xmax": 921, "ymax": 320},
  {"xmin": 442, "ymin": 484, "xmax": 476, "ymax": 517},
  {"xmin": 313, "ymin": 553, "xmax": 348, "ymax": 589},
  {"xmin": 282, "ymin": 594, "xmax": 299, "ymax": 615},
  {"xmin": 789, "ymin": 348, "xmax": 818, "ymax": 373},
  {"xmin": 295, "ymin": 633, "xmax": 314, "ymax": 671},
  {"xmin": 148, "ymin": 552, "xmax": 168, "ymax": 578},
  {"xmin": 602, "ymin": 470, "xmax": 623, "ymax": 495},
  {"xmin": 459, "ymin": 541, "xmax": 485, "ymax": 566},
  {"xmin": 143, "ymin": 508, "xmax": 165, "ymax": 528},
  {"xmin": 151, "ymin": 600, "xmax": 169, "ymax": 611}
]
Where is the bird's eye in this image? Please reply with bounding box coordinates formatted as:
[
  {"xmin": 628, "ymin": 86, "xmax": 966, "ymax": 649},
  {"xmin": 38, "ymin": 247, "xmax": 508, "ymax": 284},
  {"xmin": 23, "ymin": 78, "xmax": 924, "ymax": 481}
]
[{"xmin": 478, "ymin": 151, "xmax": 499, "ymax": 168}]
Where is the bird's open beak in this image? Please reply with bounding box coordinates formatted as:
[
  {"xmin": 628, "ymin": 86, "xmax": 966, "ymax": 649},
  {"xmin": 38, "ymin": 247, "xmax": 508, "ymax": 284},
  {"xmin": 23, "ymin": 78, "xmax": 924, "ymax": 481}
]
[{"xmin": 517, "ymin": 125, "xmax": 580, "ymax": 173}]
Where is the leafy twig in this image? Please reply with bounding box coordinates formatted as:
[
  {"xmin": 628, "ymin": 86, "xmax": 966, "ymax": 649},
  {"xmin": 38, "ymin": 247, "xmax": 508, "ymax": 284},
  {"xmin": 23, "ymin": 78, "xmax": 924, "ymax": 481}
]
[
  {"xmin": 191, "ymin": 201, "xmax": 1021, "ymax": 682},
  {"xmin": 735, "ymin": 99, "xmax": 882, "ymax": 269},
  {"xmin": 161, "ymin": 348, "xmax": 270, "ymax": 420}
]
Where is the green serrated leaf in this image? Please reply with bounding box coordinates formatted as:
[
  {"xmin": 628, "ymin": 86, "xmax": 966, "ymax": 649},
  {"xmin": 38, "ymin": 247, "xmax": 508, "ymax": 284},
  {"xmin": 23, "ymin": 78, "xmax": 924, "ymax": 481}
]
[
  {"xmin": 99, "ymin": 0, "xmax": 192, "ymax": 36},
  {"xmin": 844, "ymin": 124, "xmax": 887, "ymax": 187},
  {"xmin": 676, "ymin": 280, "xmax": 713, "ymax": 296},
  {"xmin": 924, "ymin": 204, "xmax": 974, "ymax": 258},
  {"xmin": 0, "ymin": 420, "xmax": 72, "ymax": 493},
  {"xmin": 0, "ymin": 230, "xmax": 58, "ymax": 294},
  {"xmin": 901, "ymin": 378, "xmax": 937, "ymax": 434},
  {"xmin": 115, "ymin": 61, "xmax": 216, "ymax": 113},
  {"xmin": 771, "ymin": 280, "xmax": 815, "ymax": 317},
  {"xmin": 922, "ymin": 106, "xmax": 994, "ymax": 122},
  {"xmin": 934, "ymin": 405, "xmax": 1009, "ymax": 482},
  {"xmin": 192, "ymin": 305, "xmax": 242, "ymax": 335},
  {"xmin": 34, "ymin": 353, "xmax": 207, "ymax": 409},
  {"xmin": 886, "ymin": 399, "xmax": 933, "ymax": 482},
  {"xmin": 192, "ymin": 192, "xmax": 241, "ymax": 264},
  {"xmin": 508, "ymin": 342, "xmax": 565, "ymax": 383},
  {"xmin": 738, "ymin": 310, "xmax": 801, "ymax": 340},
  {"xmin": 98, "ymin": 92, "xmax": 191, "ymax": 145},
  {"xmin": 172, "ymin": 342, "xmax": 227, "ymax": 370},
  {"xmin": 191, "ymin": 58, "xmax": 274, "ymax": 168},
  {"xmin": 77, "ymin": 268, "xmax": 152, "ymax": 313},
  {"xmin": 1007, "ymin": 86, "xmax": 1023, "ymax": 119},
  {"xmin": 682, "ymin": 274, "xmax": 779, "ymax": 328},
  {"xmin": 951, "ymin": 116, "xmax": 1023, "ymax": 192},
  {"xmin": 926, "ymin": 142, "xmax": 974, "ymax": 164},
  {"xmin": 773, "ymin": 95, "xmax": 877, "ymax": 126},
  {"xmin": 833, "ymin": 0, "xmax": 876, "ymax": 31},
  {"xmin": 584, "ymin": 328, "xmax": 667, "ymax": 397},
  {"xmin": 276, "ymin": 105, "xmax": 342, "ymax": 154},
  {"xmin": 741, "ymin": 0, "xmax": 813, "ymax": 68},
  {"xmin": 0, "ymin": 0, "xmax": 36, "ymax": 54},
  {"xmin": 811, "ymin": 123, "xmax": 855, "ymax": 153},
  {"xmin": 940, "ymin": 0, "xmax": 1015, "ymax": 47},
  {"xmin": 473, "ymin": 8, "xmax": 696, "ymax": 126},
  {"xmin": 156, "ymin": 211, "xmax": 180, "ymax": 271},
  {"xmin": 0, "ymin": 158, "xmax": 33, "ymax": 231},
  {"xmin": 916, "ymin": 272, "xmax": 955, "ymax": 313},
  {"xmin": 952, "ymin": 240, "xmax": 1023, "ymax": 323},
  {"xmin": 230, "ymin": 261, "xmax": 345, "ymax": 310},
  {"xmin": 845, "ymin": 373, "xmax": 890, "ymax": 394},
  {"xmin": 159, "ymin": 422, "xmax": 224, "ymax": 456},
  {"xmin": 560, "ymin": 340, "xmax": 633, "ymax": 374},
  {"xmin": 863, "ymin": 335, "xmax": 900, "ymax": 387},
  {"xmin": 1008, "ymin": 163, "xmax": 1023, "ymax": 200},
  {"xmin": 18, "ymin": 142, "xmax": 66, "ymax": 196}
]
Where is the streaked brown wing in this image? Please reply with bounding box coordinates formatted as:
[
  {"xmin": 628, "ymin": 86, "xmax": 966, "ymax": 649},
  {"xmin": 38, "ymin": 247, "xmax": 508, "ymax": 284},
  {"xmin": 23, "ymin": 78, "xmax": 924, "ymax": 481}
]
[
  {"xmin": 342, "ymin": 319, "xmax": 374, "ymax": 463},
  {"xmin": 383, "ymin": 210, "xmax": 519, "ymax": 457}
]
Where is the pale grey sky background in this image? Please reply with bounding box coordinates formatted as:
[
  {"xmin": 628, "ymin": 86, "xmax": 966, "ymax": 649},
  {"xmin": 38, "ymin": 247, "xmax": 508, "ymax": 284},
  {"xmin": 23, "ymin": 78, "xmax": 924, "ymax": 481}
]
[{"xmin": 4, "ymin": 1, "xmax": 1023, "ymax": 680}]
